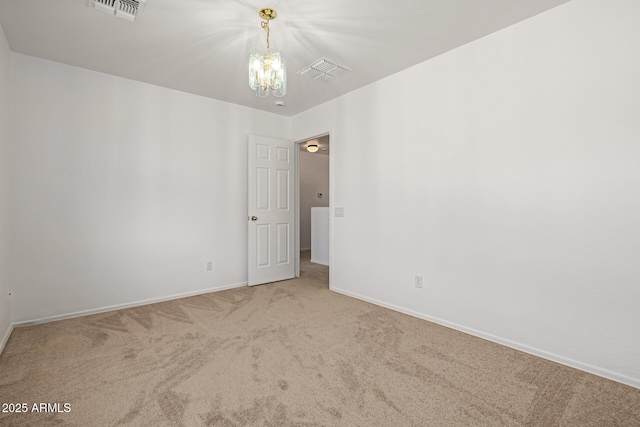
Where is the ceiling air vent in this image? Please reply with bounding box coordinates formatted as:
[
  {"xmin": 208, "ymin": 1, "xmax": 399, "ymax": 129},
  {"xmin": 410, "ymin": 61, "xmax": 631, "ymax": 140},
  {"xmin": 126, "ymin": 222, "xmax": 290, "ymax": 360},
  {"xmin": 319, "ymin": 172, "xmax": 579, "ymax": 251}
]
[
  {"xmin": 90, "ymin": 0, "xmax": 147, "ymax": 22},
  {"xmin": 298, "ymin": 58, "xmax": 350, "ymax": 83}
]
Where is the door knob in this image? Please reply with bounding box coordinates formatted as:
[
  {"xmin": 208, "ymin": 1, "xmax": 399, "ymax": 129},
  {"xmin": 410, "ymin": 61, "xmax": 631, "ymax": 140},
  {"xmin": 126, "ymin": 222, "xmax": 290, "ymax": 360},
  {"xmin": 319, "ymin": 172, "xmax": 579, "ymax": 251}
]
[{"xmin": 251, "ymin": 216, "xmax": 258, "ymax": 221}]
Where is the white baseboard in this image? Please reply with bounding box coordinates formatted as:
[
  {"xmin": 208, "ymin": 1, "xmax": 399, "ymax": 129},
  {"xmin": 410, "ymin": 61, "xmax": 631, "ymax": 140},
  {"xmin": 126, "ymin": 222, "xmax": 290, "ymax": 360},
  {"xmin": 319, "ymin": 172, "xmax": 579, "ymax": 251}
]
[
  {"xmin": 13, "ymin": 282, "xmax": 248, "ymax": 327},
  {"xmin": 331, "ymin": 287, "xmax": 640, "ymax": 390},
  {"xmin": 310, "ymin": 259, "xmax": 330, "ymax": 266},
  {"xmin": 0, "ymin": 324, "xmax": 13, "ymax": 356}
]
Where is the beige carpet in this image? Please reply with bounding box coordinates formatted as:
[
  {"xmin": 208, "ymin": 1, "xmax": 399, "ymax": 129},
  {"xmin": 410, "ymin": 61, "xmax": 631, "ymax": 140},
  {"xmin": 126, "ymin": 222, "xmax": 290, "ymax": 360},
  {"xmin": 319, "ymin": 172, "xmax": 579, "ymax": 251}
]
[{"xmin": 1, "ymin": 251, "xmax": 639, "ymax": 426}]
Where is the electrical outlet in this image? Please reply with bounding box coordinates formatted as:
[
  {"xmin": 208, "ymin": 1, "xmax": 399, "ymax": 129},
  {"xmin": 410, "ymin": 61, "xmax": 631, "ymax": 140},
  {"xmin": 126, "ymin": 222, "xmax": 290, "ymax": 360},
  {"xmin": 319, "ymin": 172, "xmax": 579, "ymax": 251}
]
[
  {"xmin": 414, "ymin": 275, "xmax": 423, "ymax": 289},
  {"xmin": 206, "ymin": 261, "xmax": 213, "ymax": 271},
  {"xmin": 335, "ymin": 207, "xmax": 345, "ymax": 217}
]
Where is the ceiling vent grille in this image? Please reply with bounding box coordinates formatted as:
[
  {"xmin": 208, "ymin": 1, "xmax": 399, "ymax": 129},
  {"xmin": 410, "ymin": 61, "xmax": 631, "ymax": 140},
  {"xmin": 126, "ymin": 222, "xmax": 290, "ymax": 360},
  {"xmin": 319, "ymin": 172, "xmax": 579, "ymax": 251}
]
[
  {"xmin": 90, "ymin": 0, "xmax": 146, "ymax": 22},
  {"xmin": 298, "ymin": 58, "xmax": 350, "ymax": 83}
]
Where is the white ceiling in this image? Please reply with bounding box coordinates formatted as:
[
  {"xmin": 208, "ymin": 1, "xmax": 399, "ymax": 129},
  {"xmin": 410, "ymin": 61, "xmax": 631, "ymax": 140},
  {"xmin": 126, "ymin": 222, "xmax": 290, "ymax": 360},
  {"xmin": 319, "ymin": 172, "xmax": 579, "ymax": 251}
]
[{"xmin": 0, "ymin": 0, "xmax": 571, "ymax": 116}]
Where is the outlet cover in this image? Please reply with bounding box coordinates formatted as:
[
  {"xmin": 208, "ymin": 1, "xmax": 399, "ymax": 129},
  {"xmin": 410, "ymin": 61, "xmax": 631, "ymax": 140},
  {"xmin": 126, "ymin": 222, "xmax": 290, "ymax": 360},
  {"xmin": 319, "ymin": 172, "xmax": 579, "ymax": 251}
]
[{"xmin": 415, "ymin": 275, "xmax": 423, "ymax": 288}]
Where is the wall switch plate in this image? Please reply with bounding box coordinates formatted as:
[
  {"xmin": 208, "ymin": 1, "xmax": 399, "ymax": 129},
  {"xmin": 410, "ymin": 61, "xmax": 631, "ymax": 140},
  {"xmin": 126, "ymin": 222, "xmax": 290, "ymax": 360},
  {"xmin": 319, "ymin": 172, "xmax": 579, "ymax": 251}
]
[
  {"xmin": 415, "ymin": 275, "xmax": 423, "ymax": 289},
  {"xmin": 206, "ymin": 261, "xmax": 213, "ymax": 271},
  {"xmin": 335, "ymin": 207, "xmax": 345, "ymax": 217}
]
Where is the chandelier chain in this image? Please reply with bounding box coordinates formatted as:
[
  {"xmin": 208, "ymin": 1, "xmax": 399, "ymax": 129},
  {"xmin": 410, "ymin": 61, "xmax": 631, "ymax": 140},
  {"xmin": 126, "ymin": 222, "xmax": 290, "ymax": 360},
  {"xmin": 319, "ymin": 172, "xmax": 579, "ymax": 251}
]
[{"xmin": 261, "ymin": 21, "xmax": 270, "ymax": 49}]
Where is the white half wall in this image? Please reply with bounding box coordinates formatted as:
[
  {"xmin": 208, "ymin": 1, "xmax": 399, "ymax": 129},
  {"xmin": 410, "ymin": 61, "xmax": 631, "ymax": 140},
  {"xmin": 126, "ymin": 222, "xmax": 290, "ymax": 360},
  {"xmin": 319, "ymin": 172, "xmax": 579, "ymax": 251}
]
[
  {"xmin": 9, "ymin": 53, "xmax": 291, "ymax": 324},
  {"xmin": 0, "ymin": 22, "xmax": 12, "ymax": 349},
  {"xmin": 311, "ymin": 207, "xmax": 330, "ymax": 266},
  {"xmin": 299, "ymin": 151, "xmax": 329, "ymax": 250},
  {"xmin": 293, "ymin": 0, "xmax": 640, "ymax": 388}
]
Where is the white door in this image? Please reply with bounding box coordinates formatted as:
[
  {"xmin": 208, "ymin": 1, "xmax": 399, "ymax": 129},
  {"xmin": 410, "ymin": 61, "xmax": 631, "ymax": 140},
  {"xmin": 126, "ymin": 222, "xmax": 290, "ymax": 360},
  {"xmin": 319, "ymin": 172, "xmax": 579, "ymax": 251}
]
[{"xmin": 248, "ymin": 135, "xmax": 295, "ymax": 286}]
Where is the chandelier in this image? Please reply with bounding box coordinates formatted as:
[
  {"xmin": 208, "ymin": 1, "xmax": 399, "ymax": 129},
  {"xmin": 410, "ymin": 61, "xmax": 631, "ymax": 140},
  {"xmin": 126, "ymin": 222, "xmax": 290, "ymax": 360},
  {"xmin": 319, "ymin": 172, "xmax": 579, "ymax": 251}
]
[{"xmin": 248, "ymin": 8, "xmax": 287, "ymax": 98}]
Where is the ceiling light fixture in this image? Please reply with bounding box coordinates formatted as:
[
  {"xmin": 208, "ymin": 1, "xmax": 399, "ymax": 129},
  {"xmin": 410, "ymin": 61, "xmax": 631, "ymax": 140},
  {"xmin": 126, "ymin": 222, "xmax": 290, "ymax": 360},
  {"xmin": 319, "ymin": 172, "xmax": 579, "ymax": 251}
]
[
  {"xmin": 307, "ymin": 144, "xmax": 319, "ymax": 153},
  {"xmin": 248, "ymin": 8, "xmax": 286, "ymax": 98}
]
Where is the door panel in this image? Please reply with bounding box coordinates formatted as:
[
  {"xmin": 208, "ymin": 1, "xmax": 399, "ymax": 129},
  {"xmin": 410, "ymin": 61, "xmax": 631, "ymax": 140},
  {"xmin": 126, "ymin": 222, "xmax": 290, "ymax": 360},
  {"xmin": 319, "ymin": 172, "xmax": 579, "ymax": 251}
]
[
  {"xmin": 256, "ymin": 224, "xmax": 270, "ymax": 268},
  {"xmin": 257, "ymin": 143, "xmax": 270, "ymax": 160},
  {"xmin": 248, "ymin": 135, "xmax": 295, "ymax": 286},
  {"xmin": 257, "ymin": 167, "xmax": 270, "ymax": 210},
  {"xmin": 277, "ymin": 169, "xmax": 289, "ymax": 210},
  {"xmin": 277, "ymin": 223, "xmax": 289, "ymax": 264},
  {"xmin": 276, "ymin": 147, "xmax": 289, "ymax": 163}
]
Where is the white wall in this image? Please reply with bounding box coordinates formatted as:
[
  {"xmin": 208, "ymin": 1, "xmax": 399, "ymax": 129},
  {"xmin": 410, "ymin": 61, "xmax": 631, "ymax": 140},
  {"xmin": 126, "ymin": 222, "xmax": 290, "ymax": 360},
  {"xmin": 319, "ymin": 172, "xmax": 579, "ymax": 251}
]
[
  {"xmin": 299, "ymin": 150, "xmax": 329, "ymax": 250},
  {"xmin": 9, "ymin": 53, "xmax": 291, "ymax": 323},
  {"xmin": 293, "ymin": 0, "xmax": 640, "ymax": 388},
  {"xmin": 0, "ymin": 23, "xmax": 12, "ymax": 348}
]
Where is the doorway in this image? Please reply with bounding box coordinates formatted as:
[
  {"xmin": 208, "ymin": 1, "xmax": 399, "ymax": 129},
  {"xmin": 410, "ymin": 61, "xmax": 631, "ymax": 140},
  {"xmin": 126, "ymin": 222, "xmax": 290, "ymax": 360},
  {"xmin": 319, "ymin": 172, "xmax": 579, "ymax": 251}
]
[{"xmin": 296, "ymin": 134, "xmax": 330, "ymax": 284}]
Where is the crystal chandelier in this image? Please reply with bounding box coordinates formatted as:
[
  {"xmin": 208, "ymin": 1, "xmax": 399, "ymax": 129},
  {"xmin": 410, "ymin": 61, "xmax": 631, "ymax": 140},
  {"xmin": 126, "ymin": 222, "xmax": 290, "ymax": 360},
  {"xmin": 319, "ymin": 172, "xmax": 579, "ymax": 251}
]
[{"xmin": 248, "ymin": 8, "xmax": 287, "ymax": 98}]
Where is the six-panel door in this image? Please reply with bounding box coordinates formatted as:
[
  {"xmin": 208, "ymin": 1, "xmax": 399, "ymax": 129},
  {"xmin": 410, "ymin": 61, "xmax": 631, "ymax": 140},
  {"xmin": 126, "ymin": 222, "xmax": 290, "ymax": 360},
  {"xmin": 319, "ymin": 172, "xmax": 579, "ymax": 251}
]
[{"xmin": 248, "ymin": 135, "xmax": 295, "ymax": 286}]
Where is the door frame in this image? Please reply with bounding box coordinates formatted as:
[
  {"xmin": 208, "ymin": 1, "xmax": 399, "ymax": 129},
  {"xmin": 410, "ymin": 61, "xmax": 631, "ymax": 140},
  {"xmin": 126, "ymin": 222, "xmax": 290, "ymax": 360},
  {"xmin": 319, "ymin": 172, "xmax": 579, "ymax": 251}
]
[{"xmin": 294, "ymin": 130, "xmax": 333, "ymax": 290}]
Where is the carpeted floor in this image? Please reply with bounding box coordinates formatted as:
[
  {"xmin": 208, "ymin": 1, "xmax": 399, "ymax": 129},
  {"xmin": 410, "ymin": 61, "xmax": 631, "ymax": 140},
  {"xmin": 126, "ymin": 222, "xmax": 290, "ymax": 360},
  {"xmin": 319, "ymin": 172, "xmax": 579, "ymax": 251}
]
[{"xmin": 1, "ymin": 251, "xmax": 639, "ymax": 426}]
